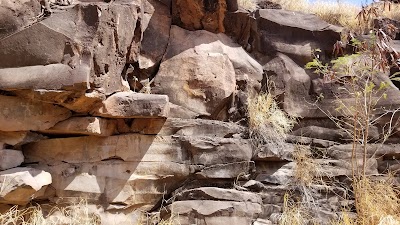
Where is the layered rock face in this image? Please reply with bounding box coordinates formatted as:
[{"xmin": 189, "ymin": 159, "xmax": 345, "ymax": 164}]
[{"xmin": 1, "ymin": 0, "xmax": 400, "ymax": 225}]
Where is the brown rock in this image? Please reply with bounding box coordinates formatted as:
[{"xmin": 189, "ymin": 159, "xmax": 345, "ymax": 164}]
[
  {"xmin": 130, "ymin": 118, "xmax": 166, "ymax": 135},
  {"xmin": 0, "ymin": 150, "xmax": 24, "ymax": 171},
  {"xmin": 162, "ymin": 200, "xmax": 262, "ymax": 225},
  {"xmin": 135, "ymin": 0, "xmax": 172, "ymax": 70},
  {"xmin": 91, "ymin": 92, "xmax": 170, "ymax": 118},
  {"xmin": 43, "ymin": 117, "xmax": 117, "ymax": 136},
  {"xmin": 35, "ymin": 161, "xmax": 189, "ymax": 210},
  {"xmin": 154, "ymin": 26, "xmax": 262, "ymax": 117},
  {"xmin": 0, "ymin": 1, "xmax": 154, "ymax": 94},
  {"xmin": 173, "ymin": 187, "xmax": 262, "ymax": 203},
  {"xmin": 0, "ymin": 95, "xmax": 71, "ymax": 131},
  {"xmin": 0, "ymin": 131, "xmax": 45, "ymax": 147},
  {"xmin": 14, "ymin": 89, "xmax": 106, "ymax": 114},
  {"xmin": 196, "ymin": 161, "xmax": 254, "ymax": 179},
  {"xmin": 180, "ymin": 136, "xmax": 252, "ymax": 166},
  {"xmin": 252, "ymin": 9, "xmax": 342, "ymax": 64},
  {"xmin": 158, "ymin": 118, "xmax": 244, "ymax": 137},
  {"xmin": 154, "ymin": 54, "xmax": 235, "ymax": 116},
  {"xmin": 0, "ymin": 167, "xmax": 52, "ymax": 205},
  {"xmin": 0, "ymin": 64, "xmax": 87, "ymax": 91},
  {"xmin": 23, "ymin": 134, "xmax": 183, "ymax": 165},
  {"xmin": 263, "ymin": 53, "xmax": 316, "ymax": 117},
  {"xmin": 0, "ymin": 0, "xmax": 41, "ymax": 39},
  {"xmin": 172, "ymin": 0, "xmax": 227, "ymax": 33}
]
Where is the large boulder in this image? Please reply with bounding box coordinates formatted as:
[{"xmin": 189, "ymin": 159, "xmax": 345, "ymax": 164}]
[
  {"xmin": 252, "ymin": 9, "xmax": 342, "ymax": 64},
  {"xmin": 0, "ymin": 1, "xmax": 154, "ymax": 94},
  {"xmin": 0, "ymin": 95, "xmax": 71, "ymax": 131},
  {"xmin": 0, "ymin": 167, "xmax": 52, "ymax": 205},
  {"xmin": 153, "ymin": 26, "xmax": 262, "ymax": 117}
]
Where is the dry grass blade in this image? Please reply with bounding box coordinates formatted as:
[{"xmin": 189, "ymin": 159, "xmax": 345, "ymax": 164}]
[
  {"xmin": 0, "ymin": 199, "xmax": 100, "ymax": 225},
  {"xmin": 247, "ymin": 92, "xmax": 296, "ymax": 150},
  {"xmin": 293, "ymin": 145, "xmax": 321, "ymax": 186},
  {"xmin": 279, "ymin": 193, "xmax": 310, "ymax": 225},
  {"xmin": 353, "ymin": 177, "xmax": 400, "ymax": 225},
  {"xmin": 237, "ymin": 0, "xmax": 257, "ymax": 11}
]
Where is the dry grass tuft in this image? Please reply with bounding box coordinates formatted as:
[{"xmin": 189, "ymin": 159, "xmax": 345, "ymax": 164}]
[
  {"xmin": 238, "ymin": 0, "xmax": 257, "ymax": 11},
  {"xmin": 293, "ymin": 145, "xmax": 321, "ymax": 186},
  {"xmin": 136, "ymin": 212, "xmax": 181, "ymax": 225},
  {"xmin": 270, "ymin": 0, "xmax": 400, "ymax": 32},
  {"xmin": 353, "ymin": 177, "xmax": 400, "ymax": 225},
  {"xmin": 248, "ymin": 92, "xmax": 296, "ymax": 149},
  {"xmin": 0, "ymin": 199, "xmax": 100, "ymax": 225},
  {"xmin": 279, "ymin": 193, "xmax": 311, "ymax": 225}
]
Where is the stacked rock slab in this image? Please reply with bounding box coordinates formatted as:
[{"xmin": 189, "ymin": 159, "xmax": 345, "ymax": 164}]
[{"xmin": 1, "ymin": 0, "xmax": 400, "ymax": 225}]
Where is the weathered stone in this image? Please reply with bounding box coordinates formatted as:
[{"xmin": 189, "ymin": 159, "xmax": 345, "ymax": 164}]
[
  {"xmin": 35, "ymin": 161, "xmax": 189, "ymax": 210},
  {"xmin": 0, "ymin": 64, "xmax": 87, "ymax": 90},
  {"xmin": 0, "ymin": 131, "xmax": 45, "ymax": 147},
  {"xmin": 0, "ymin": 95, "xmax": 71, "ymax": 131},
  {"xmin": 153, "ymin": 26, "xmax": 263, "ymax": 117},
  {"xmin": 255, "ymin": 159, "xmax": 378, "ymax": 185},
  {"xmin": 291, "ymin": 126, "xmax": 350, "ymax": 142},
  {"xmin": 0, "ymin": 0, "xmax": 41, "ymax": 39},
  {"xmin": 0, "ymin": 167, "xmax": 51, "ymax": 205},
  {"xmin": 254, "ymin": 143, "xmax": 295, "ymax": 161},
  {"xmin": 135, "ymin": 0, "xmax": 171, "ymax": 70},
  {"xmin": 92, "ymin": 92, "xmax": 170, "ymax": 118},
  {"xmin": 155, "ymin": 53, "xmax": 235, "ymax": 117},
  {"xmin": 328, "ymin": 144, "xmax": 400, "ymax": 160},
  {"xmin": 196, "ymin": 161, "xmax": 254, "ymax": 179},
  {"xmin": 130, "ymin": 118, "xmax": 166, "ymax": 135},
  {"xmin": 168, "ymin": 103, "xmax": 199, "ymax": 119},
  {"xmin": 158, "ymin": 118, "xmax": 245, "ymax": 137},
  {"xmin": 263, "ymin": 53, "xmax": 316, "ymax": 117},
  {"xmin": 0, "ymin": 1, "xmax": 154, "ymax": 94},
  {"xmin": 24, "ymin": 135, "xmax": 183, "ymax": 165},
  {"xmin": 224, "ymin": 9, "xmax": 252, "ymax": 47},
  {"xmin": 174, "ymin": 187, "xmax": 262, "ymax": 204},
  {"xmin": 161, "ymin": 26, "xmax": 263, "ymax": 81},
  {"xmin": 180, "ymin": 136, "xmax": 252, "ymax": 166},
  {"xmin": 24, "ymin": 134, "xmax": 252, "ymax": 166},
  {"xmin": 0, "ymin": 150, "xmax": 24, "ymax": 171},
  {"xmin": 252, "ymin": 9, "xmax": 342, "ymax": 64},
  {"xmin": 14, "ymin": 89, "xmax": 106, "ymax": 114},
  {"xmin": 162, "ymin": 200, "xmax": 262, "ymax": 225},
  {"xmin": 43, "ymin": 117, "xmax": 117, "ymax": 136},
  {"xmin": 172, "ymin": 0, "xmax": 227, "ymax": 33}
]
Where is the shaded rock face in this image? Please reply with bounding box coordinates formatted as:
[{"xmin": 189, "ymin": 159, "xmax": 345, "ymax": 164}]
[
  {"xmin": 0, "ymin": 0, "xmax": 154, "ymax": 95},
  {"xmin": 2, "ymin": 0, "xmax": 400, "ymax": 225}
]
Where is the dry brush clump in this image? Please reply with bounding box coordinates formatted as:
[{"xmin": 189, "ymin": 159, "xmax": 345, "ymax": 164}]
[
  {"xmin": 0, "ymin": 199, "xmax": 100, "ymax": 225},
  {"xmin": 247, "ymin": 92, "xmax": 296, "ymax": 150},
  {"xmin": 256, "ymin": 0, "xmax": 400, "ymax": 32}
]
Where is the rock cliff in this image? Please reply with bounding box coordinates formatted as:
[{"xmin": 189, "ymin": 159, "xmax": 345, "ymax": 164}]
[{"xmin": 0, "ymin": 0, "xmax": 400, "ymax": 224}]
